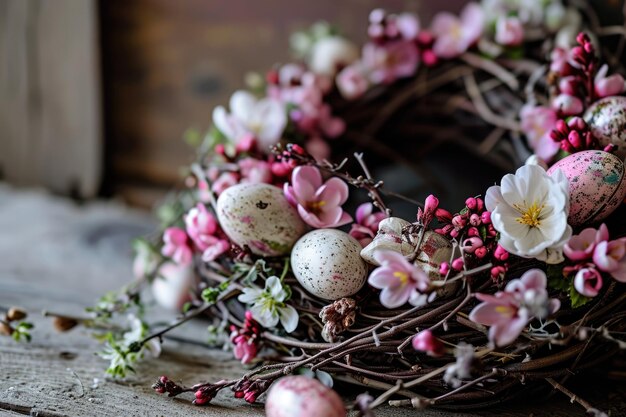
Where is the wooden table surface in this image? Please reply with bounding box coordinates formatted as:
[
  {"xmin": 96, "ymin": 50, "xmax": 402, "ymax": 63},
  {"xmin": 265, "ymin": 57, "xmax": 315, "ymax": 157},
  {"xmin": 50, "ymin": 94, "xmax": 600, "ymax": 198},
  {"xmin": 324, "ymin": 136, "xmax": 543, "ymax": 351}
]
[{"xmin": 1, "ymin": 184, "xmax": 624, "ymax": 417}]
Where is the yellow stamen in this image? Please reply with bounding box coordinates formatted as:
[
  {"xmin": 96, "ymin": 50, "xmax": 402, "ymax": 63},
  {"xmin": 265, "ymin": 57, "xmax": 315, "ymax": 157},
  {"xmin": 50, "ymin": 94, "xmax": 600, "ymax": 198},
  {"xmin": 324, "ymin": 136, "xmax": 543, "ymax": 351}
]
[
  {"xmin": 393, "ymin": 271, "xmax": 409, "ymax": 286},
  {"xmin": 495, "ymin": 305, "xmax": 514, "ymax": 316},
  {"xmin": 513, "ymin": 201, "xmax": 544, "ymax": 227}
]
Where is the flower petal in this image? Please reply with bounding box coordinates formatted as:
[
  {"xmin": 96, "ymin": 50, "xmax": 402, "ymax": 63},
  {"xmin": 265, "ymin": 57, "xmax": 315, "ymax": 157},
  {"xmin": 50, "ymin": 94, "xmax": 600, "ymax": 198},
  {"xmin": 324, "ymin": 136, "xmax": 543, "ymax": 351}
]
[{"xmin": 279, "ymin": 305, "xmax": 299, "ymax": 333}]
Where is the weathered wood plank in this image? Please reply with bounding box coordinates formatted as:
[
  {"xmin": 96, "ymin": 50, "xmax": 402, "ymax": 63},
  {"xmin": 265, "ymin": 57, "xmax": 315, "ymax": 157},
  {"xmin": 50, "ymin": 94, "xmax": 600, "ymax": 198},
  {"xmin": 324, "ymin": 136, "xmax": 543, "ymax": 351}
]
[{"xmin": 0, "ymin": 0, "xmax": 101, "ymax": 198}]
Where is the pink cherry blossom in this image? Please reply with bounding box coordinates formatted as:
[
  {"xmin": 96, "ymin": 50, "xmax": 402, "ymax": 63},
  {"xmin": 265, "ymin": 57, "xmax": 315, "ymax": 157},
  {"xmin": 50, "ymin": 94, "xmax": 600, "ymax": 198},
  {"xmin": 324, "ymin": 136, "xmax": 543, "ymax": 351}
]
[
  {"xmin": 212, "ymin": 90, "xmax": 287, "ymax": 151},
  {"xmin": 362, "ymin": 40, "xmax": 419, "ymax": 85},
  {"xmin": 238, "ymin": 158, "xmax": 273, "ymax": 185},
  {"xmin": 564, "ymin": 224, "xmax": 608, "ymax": 261},
  {"xmin": 349, "ymin": 203, "xmax": 387, "ymax": 247},
  {"xmin": 594, "ymin": 64, "xmax": 626, "ymax": 98},
  {"xmin": 162, "ymin": 227, "xmax": 194, "ymax": 266},
  {"xmin": 184, "ymin": 204, "xmax": 230, "ymax": 262},
  {"xmin": 469, "ymin": 269, "xmax": 560, "ymax": 347},
  {"xmin": 495, "ymin": 16, "xmax": 524, "ymax": 46},
  {"xmin": 412, "ymin": 329, "xmax": 444, "ymax": 357},
  {"xmin": 336, "ymin": 63, "xmax": 370, "ymax": 100},
  {"xmin": 368, "ymin": 250, "xmax": 430, "ymax": 309},
  {"xmin": 593, "ymin": 239, "xmax": 626, "ymax": 282},
  {"xmin": 212, "ymin": 172, "xmax": 239, "ymax": 195},
  {"xmin": 431, "ymin": 3, "xmax": 484, "ymax": 59},
  {"xmin": 574, "ymin": 268, "xmax": 603, "ymax": 297},
  {"xmin": 520, "ymin": 105, "xmax": 560, "ymax": 161},
  {"xmin": 284, "ymin": 165, "xmax": 352, "ymax": 228}
]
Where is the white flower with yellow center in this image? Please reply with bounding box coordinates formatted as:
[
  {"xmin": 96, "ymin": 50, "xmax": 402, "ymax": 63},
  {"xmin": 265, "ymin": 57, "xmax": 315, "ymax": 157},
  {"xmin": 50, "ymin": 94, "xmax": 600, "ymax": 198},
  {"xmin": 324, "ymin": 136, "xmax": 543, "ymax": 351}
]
[
  {"xmin": 486, "ymin": 164, "xmax": 572, "ymax": 264},
  {"xmin": 238, "ymin": 276, "xmax": 299, "ymax": 333}
]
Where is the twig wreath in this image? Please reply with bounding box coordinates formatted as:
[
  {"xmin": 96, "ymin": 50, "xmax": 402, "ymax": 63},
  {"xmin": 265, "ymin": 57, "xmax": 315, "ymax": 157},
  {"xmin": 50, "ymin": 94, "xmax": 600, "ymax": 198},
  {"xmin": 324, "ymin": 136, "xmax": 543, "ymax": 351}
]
[{"xmin": 35, "ymin": 2, "xmax": 626, "ymax": 416}]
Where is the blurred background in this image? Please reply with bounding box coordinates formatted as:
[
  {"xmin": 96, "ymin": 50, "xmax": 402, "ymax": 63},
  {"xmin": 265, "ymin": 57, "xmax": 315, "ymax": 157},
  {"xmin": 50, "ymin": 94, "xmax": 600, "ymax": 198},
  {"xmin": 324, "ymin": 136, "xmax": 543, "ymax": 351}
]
[
  {"xmin": 0, "ymin": 0, "xmax": 623, "ymax": 209},
  {"xmin": 0, "ymin": 0, "xmax": 470, "ymax": 209}
]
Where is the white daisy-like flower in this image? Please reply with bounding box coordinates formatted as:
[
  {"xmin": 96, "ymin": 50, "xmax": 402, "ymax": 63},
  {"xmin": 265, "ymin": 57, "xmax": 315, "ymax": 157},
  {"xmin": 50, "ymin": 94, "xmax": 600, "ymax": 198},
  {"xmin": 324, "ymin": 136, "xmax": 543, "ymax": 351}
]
[
  {"xmin": 238, "ymin": 276, "xmax": 299, "ymax": 333},
  {"xmin": 486, "ymin": 164, "xmax": 572, "ymax": 264},
  {"xmin": 212, "ymin": 90, "xmax": 287, "ymax": 151}
]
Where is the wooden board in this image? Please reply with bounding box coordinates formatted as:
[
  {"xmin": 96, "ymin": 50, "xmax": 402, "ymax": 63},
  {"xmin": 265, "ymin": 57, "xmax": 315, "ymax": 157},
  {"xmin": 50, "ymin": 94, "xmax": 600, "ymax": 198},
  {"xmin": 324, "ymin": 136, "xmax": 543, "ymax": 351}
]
[
  {"xmin": 0, "ymin": 0, "xmax": 102, "ymax": 198},
  {"xmin": 1, "ymin": 185, "xmax": 625, "ymax": 416}
]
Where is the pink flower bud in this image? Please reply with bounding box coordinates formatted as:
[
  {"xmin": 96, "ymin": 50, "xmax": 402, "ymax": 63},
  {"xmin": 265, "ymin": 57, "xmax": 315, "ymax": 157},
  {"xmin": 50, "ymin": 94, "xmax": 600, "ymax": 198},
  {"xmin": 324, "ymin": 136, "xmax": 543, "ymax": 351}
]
[
  {"xmin": 412, "ymin": 330, "xmax": 445, "ymax": 356},
  {"xmin": 439, "ymin": 262, "xmax": 450, "ymax": 276},
  {"xmin": 467, "ymin": 227, "xmax": 479, "ymax": 237},
  {"xmin": 462, "ymin": 237, "xmax": 483, "ymax": 254},
  {"xmin": 558, "ymin": 76, "xmax": 580, "ymax": 96},
  {"xmin": 475, "ymin": 198, "xmax": 484, "ymax": 212},
  {"xmin": 435, "ymin": 208, "xmax": 453, "ymax": 222},
  {"xmin": 568, "ymin": 130, "xmax": 582, "ymax": 149},
  {"xmin": 574, "ymin": 268, "xmax": 603, "ymax": 297},
  {"xmin": 215, "ymin": 143, "xmax": 226, "ymax": 155},
  {"xmin": 594, "ymin": 64, "xmax": 626, "ymax": 98},
  {"xmin": 423, "ymin": 49, "xmax": 438, "ymax": 67},
  {"xmin": 604, "ymin": 144, "xmax": 618, "ymax": 153},
  {"xmin": 552, "ymin": 94, "xmax": 584, "ymax": 116},
  {"xmin": 490, "ymin": 265, "xmax": 505, "ymax": 279},
  {"xmin": 469, "ymin": 213, "xmax": 481, "ymax": 226},
  {"xmin": 421, "ymin": 194, "xmax": 439, "ymax": 226},
  {"xmin": 451, "ymin": 257, "xmax": 464, "ymax": 271},
  {"xmin": 494, "ymin": 245, "xmax": 509, "ymax": 261},
  {"xmin": 452, "ymin": 215, "xmax": 466, "ymax": 228},
  {"xmin": 450, "ymin": 229, "xmax": 459, "ymax": 238},
  {"xmin": 465, "ymin": 197, "xmax": 477, "ymax": 210},
  {"xmin": 480, "ymin": 211, "xmax": 491, "ymax": 224},
  {"xmin": 567, "ymin": 116, "xmax": 587, "ymax": 131},
  {"xmin": 555, "ymin": 119, "xmax": 569, "ymax": 136},
  {"xmin": 474, "ymin": 246, "xmax": 488, "ymax": 259}
]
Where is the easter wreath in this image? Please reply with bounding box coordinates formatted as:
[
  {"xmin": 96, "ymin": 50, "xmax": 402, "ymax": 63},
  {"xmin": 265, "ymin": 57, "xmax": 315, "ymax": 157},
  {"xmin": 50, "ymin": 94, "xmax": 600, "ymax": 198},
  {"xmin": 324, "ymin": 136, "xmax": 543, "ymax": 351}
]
[{"xmin": 35, "ymin": 2, "xmax": 626, "ymax": 416}]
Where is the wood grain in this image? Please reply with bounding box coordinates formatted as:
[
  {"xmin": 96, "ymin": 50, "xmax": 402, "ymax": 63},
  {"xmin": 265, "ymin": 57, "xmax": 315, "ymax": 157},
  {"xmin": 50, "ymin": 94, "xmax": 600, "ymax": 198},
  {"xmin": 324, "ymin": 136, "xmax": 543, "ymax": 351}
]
[{"xmin": 0, "ymin": 0, "xmax": 102, "ymax": 198}]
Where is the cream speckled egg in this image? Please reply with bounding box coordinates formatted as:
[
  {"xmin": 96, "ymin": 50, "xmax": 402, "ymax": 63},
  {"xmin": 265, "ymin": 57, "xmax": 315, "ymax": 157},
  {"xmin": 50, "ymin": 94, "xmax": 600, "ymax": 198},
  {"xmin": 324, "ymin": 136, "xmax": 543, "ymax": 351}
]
[
  {"xmin": 291, "ymin": 229, "xmax": 367, "ymax": 300},
  {"xmin": 547, "ymin": 150, "xmax": 626, "ymax": 226},
  {"xmin": 584, "ymin": 96, "xmax": 626, "ymax": 159},
  {"xmin": 216, "ymin": 183, "xmax": 307, "ymax": 256},
  {"xmin": 265, "ymin": 376, "xmax": 345, "ymax": 417}
]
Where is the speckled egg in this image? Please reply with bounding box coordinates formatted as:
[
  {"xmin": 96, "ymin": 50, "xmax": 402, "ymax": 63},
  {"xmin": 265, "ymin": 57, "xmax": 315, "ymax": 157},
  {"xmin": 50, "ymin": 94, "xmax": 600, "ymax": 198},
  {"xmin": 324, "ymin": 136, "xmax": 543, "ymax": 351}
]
[
  {"xmin": 216, "ymin": 183, "xmax": 308, "ymax": 256},
  {"xmin": 291, "ymin": 229, "xmax": 368, "ymax": 300},
  {"xmin": 265, "ymin": 376, "xmax": 346, "ymax": 417},
  {"xmin": 361, "ymin": 217, "xmax": 453, "ymax": 280},
  {"xmin": 547, "ymin": 150, "xmax": 626, "ymax": 226},
  {"xmin": 584, "ymin": 96, "xmax": 626, "ymax": 159}
]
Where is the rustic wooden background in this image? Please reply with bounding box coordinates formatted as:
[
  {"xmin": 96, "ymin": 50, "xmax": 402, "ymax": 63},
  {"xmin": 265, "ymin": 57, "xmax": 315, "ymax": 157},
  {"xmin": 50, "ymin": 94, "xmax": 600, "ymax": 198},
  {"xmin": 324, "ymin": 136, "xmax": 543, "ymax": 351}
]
[{"xmin": 99, "ymin": 0, "xmax": 468, "ymax": 207}]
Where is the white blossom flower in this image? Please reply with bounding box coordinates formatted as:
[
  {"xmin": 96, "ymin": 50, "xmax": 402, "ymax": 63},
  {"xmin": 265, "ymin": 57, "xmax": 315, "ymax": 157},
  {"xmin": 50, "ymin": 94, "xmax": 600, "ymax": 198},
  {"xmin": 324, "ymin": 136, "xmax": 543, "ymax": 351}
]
[
  {"xmin": 212, "ymin": 90, "xmax": 287, "ymax": 151},
  {"xmin": 486, "ymin": 164, "xmax": 572, "ymax": 264},
  {"xmin": 238, "ymin": 276, "xmax": 299, "ymax": 333}
]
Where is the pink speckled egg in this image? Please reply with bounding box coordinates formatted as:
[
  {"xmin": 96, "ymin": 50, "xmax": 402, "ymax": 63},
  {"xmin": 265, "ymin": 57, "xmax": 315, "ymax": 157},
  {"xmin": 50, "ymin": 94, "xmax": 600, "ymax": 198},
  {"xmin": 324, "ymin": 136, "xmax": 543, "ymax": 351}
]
[
  {"xmin": 584, "ymin": 96, "xmax": 626, "ymax": 159},
  {"xmin": 265, "ymin": 376, "xmax": 346, "ymax": 417},
  {"xmin": 547, "ymin": 150, "xmax": 626, "ymax": 226}
]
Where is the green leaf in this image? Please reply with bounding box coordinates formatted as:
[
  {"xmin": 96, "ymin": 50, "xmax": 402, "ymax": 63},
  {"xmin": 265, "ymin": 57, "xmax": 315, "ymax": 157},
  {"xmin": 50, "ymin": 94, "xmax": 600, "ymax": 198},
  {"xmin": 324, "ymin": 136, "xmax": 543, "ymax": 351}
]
[
  {"xmin": 569, "ymin": 285, "xmax": 591, "ymax": 309},
  {"xmin": 201, "ymin": 287, "xmax": 221, "ymax": 304},
  {"xmin": 182, "ymin": 302, "xmax": 192, "ymax": 314},
  {"xmin": 547, "ymin": 263, "xmax": 569, "ymax": 291}
]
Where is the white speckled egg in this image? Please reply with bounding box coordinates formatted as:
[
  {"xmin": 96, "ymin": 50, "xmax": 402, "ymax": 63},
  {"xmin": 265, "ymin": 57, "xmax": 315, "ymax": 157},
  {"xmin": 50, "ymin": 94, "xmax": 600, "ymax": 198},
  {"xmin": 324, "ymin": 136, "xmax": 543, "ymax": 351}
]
[
  {"xmin": 584, "ymin": 96, "xmax": 626, "ymax": 159},
  {"xmin": 265, "ymin": 376, "xmax": 346, "ymax": 417},
  {"xmin": 151, "ymin": 263, "xmax": 197, "ymax": 311},
  {"xmin": 291, "ymin": 229, "xmax": 367, "ymax": 300},
  {"xmin": 217, "ymin": 183, "xmax": 308, "ymax": 256},
  {"xmin": 547, "ymin": 150, "xmax": 626, "ymax": 226}
]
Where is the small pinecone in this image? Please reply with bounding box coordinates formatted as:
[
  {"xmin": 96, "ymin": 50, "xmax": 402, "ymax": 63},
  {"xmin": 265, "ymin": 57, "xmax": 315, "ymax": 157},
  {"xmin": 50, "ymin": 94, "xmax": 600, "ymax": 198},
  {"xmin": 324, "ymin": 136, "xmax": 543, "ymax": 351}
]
[{"xmin": 319, "ymin": 298, "xmax": 357, "ymax": 342}]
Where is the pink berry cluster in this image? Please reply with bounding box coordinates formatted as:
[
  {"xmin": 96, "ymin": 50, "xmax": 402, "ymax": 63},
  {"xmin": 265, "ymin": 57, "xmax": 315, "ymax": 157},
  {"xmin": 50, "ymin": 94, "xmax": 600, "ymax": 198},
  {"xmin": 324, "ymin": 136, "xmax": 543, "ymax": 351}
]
[
  {"xmin": 548, "ymin": 117, "xmax": 611, "ymax": 154},
  {"xmin": 367, "ymin": 9, "xmax": 438, "ymax": 67},
  {"xmin": 230, "ymin": 311, "xmax": 262, "ymax": 365},
  {"xmin": 434, "ymin": 197, "xmax": 509, "ymax": 279},
  {"xmin": 550, "ymin": 32, "xmax": 625, "ymax": 116},
  {"xmin": 232, "ymin": 377, "xmax": 274, "ymax": 404}
]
